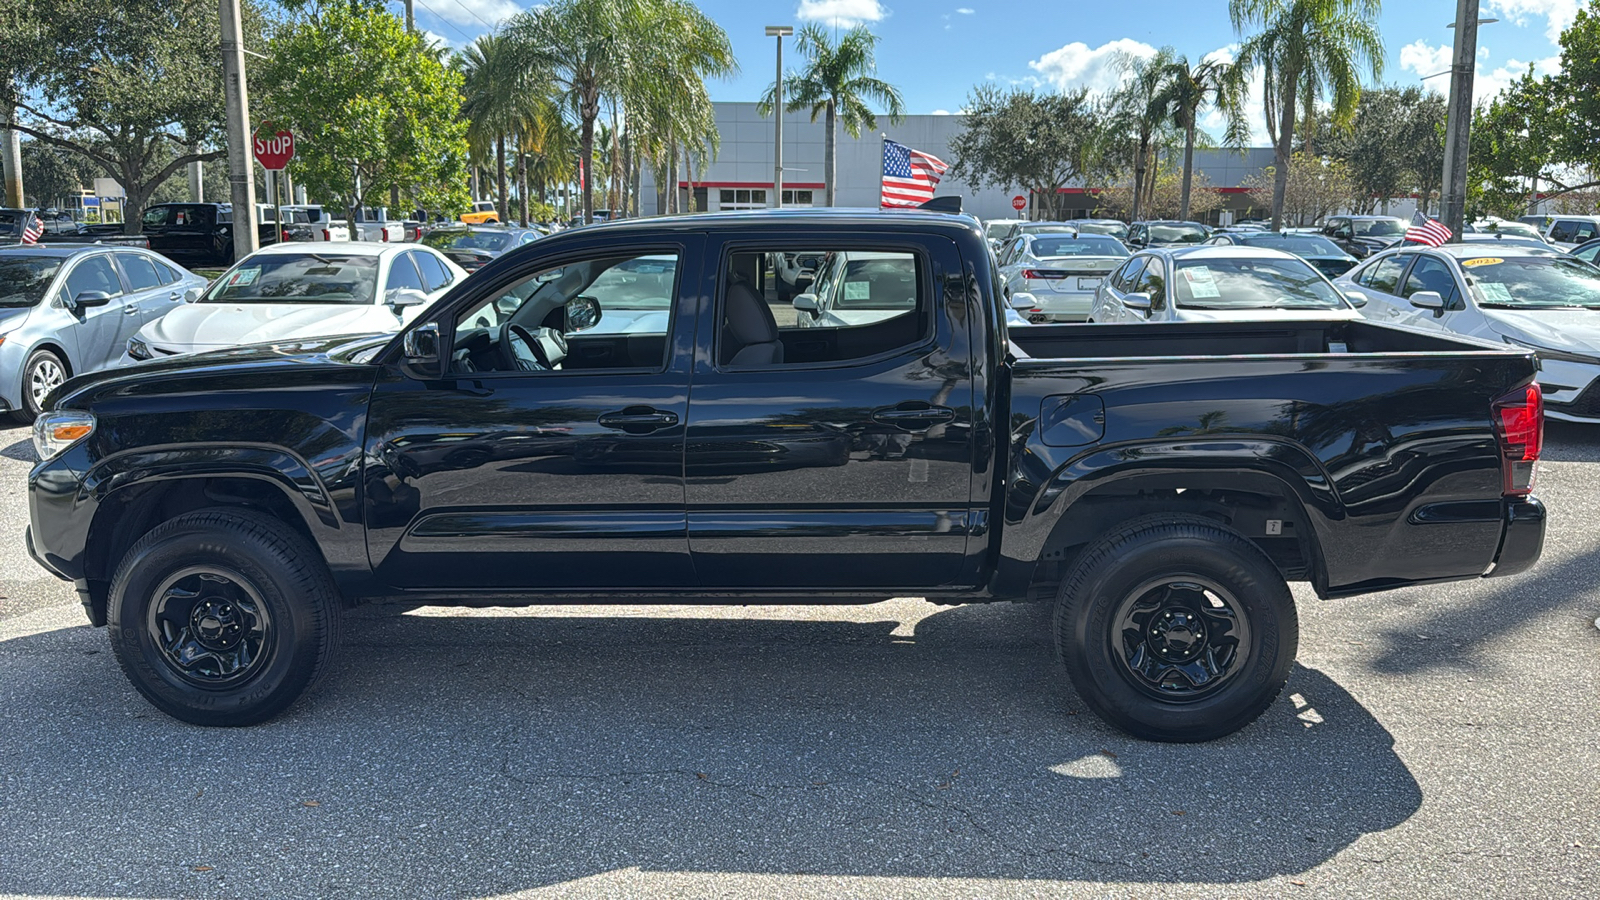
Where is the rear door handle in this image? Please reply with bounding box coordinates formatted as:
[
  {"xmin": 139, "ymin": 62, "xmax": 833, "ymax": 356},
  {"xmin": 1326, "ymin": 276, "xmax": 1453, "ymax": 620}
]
[
  {"xmin": 871, "ymin": 403, "xmax": 956, "ymax": 432},
  {"xmin": 598, "ymin": 406, "xmax": 679, "ymax": 433}
]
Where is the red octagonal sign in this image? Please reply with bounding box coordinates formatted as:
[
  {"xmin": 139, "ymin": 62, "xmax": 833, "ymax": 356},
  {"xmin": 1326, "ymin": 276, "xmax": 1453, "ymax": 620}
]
[
  {"xmin": 1012, "ymin": 195, "xmax": 1027, "ymax": 211},
  {"xmin": 253, "ymin": 128, "xmax": 295, "ymax": 171}
]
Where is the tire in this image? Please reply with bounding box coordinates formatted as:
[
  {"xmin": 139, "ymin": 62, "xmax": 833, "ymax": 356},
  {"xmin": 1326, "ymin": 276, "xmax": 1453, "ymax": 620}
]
[
  {"xmin": 15, "ymin": 348, "xmax": 68, "ymax": 422},
  {"xmin": 106, "ymin": 508, "xmax": 343, "ymax": 726},
  {"xmin": 1053, "ymin": 514, "xmax": 1297, "ymax": 743}
]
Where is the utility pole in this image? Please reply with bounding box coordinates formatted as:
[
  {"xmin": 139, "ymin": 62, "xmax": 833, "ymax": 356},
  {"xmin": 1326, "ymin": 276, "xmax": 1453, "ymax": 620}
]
[
  {"xmin": 1, "ymin": 126, "xmax": 20, "ymax": 207},
  {"xmin": 188, "ymin": 156, "xmax": 204, "ymax": 202},
  {"xmin": 766, "ymin": 25, "xmax": 792, "ymax": 209},
  {"xmin": 220, "ymin": 0, "xmax": 258, "ymax": 259},
  {"xmin": 404, "ymin": 0, "xmax": 415, "ymax": 31},
  {"xmin": 1440, "ymin": 0, "xmax": 1482, "ymax": 242}
]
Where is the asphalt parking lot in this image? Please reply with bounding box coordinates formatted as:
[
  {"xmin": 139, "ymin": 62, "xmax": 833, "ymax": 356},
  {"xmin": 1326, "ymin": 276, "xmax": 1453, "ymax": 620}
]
[{"xmin": 0, "ymin": 416, "xmax": 1596, "ymax": 899}]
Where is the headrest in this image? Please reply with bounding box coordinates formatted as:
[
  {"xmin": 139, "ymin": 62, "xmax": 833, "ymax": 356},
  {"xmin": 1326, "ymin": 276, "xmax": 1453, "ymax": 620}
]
[{"xmin": 724, "ymin": 280, "xmax": 777, "ymax": 345}]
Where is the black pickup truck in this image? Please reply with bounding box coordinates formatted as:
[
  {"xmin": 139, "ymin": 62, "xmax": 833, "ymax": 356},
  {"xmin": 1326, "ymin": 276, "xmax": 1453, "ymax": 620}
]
[
  {"xmin": 25, "ymin": 209, "xmax": 1546, "ymax": 741},
  {"xmin": 138, "ymin": 202, "xmax": 278, "ymax": 266}
]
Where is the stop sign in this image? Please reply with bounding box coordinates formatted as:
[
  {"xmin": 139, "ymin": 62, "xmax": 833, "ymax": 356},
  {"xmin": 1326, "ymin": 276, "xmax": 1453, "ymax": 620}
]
[
  {"xmin": 1012, "ymin": 195, "xmax": 1027, "ymax": 211},
  {"xmin": 253, "ymin": 128, "xmax": 295, "ymax": 171}
]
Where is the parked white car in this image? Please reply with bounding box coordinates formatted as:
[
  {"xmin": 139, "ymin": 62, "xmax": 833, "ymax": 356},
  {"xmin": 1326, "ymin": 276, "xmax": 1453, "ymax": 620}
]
[
  {"xmin": 1087, "ymin": 246, "xmax": 1362, "ymax": 324},
  {"xmin": 996, "ymin": 232, "xmax": 1129, "ymax": 322},
  {"xmin": 791, "ymin": 250, "xmax": 918, "ymax": 329},
  {"xmin": 1336, "ymin": 243, "xmax": 1600, "ymax": 422},
  {"xmin": 122, "ymin": 243, "xmax": 465, "ymax": 363}
]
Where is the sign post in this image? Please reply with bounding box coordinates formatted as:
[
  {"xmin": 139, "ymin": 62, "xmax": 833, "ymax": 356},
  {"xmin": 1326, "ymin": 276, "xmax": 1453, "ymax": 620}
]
[{"xmin": 253, "ymin": 127, "xmax": 294, "ymax": 243}]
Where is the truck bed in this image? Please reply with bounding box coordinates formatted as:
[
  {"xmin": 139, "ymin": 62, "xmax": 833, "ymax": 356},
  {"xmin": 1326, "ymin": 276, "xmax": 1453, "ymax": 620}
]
[{"xmin": 1011, "ymin": 319, "xmax": 1497, "ymax": 360}]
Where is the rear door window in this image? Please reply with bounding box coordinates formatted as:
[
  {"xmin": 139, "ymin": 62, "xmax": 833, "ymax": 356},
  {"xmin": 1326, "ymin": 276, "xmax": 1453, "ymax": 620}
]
[
  {"xmin": 115, "ymin": 253, "xmax": 163, "ymax": 291},
  {"xmin": 1359, "ymin": 254, "xmax": 1407, "ymax": 295}
]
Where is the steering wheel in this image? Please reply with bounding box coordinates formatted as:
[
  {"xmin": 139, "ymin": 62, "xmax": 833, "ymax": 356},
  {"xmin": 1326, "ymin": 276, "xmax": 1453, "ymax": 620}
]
[{"xmin": 498, "ymin": 323, "xmax": 550, "ymax": 371}]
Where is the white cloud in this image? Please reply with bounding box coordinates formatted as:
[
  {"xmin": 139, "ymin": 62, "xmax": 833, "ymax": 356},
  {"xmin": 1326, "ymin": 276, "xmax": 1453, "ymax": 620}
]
[
  {"xmin": 421, "ymin": 29, "xmax": 455, "ymax": 50},
  {"xmin": 931, "ymin": 108, "xmax": 952, "ymax": 115},
  {"xmin": 796, "ymin": 0, "xmax": 887, "ymax": 27},
  {"xmin": 956, "ymin": 6, "xmax": 975, "ymax": 12},
  {"xmin": 421, "ymin": 0, "xmax": 523, "ymax": 29},
  {"xmin": 1027, "ymin": 38, "xmax": 1158, "ymax": 95},
  {"xmin": 1401, "ymin": 39, "xmax": 1561, "ymax": 103},
  {"xmin": 1487, "ymin": 0, "xmax": 1580, "ymax": 42},
  {"xmin": 1195, "ymin": 46, "xmax": 1272, "ymax": 146}
]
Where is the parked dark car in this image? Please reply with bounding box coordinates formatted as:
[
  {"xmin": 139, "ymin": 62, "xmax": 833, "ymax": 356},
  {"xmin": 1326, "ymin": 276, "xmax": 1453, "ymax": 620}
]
[
  {"xmin": 1321, "ymin": 215, "xmax": 1407, "ymax": 258},
  {"xmin": 1126, "ymin": 220, "xmax": 1211, "ymax": 248},
  {"xmin": 27, "ymin": 208, "xmax": 1546, "ymax": 744},
  {"xmin": 1202, "ymin": 231, "xmax": 1360, "ymax": 277},
  {"xmin": 421, "ymin": 225, "xmax": 544, "ymax": 272},
  {"xmin": 2, "ymin": 209, "xmax": 150, "ymax": 249},
  {"xmin": 139, "ymin": 203, "xmax": 277, "ymax": 267}
]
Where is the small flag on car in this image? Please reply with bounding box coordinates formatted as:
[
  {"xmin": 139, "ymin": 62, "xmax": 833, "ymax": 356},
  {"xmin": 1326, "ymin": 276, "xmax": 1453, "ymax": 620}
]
[
  {"xmin": 881, "ymin": 139, "xmax": 949, "ymax": 208},
  {"xmin": 1405, "ymin": 213, "xmax": 1452, "ymax": 248},
  {"xmin": 21, "ymin": 212, "xmax": 44, "ymax": 245}
]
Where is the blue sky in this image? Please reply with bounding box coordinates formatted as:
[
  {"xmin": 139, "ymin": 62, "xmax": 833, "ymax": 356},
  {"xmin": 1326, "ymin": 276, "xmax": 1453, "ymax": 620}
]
[{"xmin": 401, "ymin": 0, "xmax": 1577, "ymax": 141}]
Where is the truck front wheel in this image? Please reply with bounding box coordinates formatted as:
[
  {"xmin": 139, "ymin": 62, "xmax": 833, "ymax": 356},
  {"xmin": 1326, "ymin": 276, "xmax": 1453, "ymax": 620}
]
[
  {"xmin": 1053, "ymin": 514, "xmax": 1298, "ymax": 742},
  {"xmin": 106, "ymin": 509, "xmax": 343, "ymax": 726}
]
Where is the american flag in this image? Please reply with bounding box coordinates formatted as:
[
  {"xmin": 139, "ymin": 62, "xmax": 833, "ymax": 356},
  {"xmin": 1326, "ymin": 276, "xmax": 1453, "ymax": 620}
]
[
  {"xmin": 20, "ymin": 211, "xmax": 44, "ymax": 245},
  {"xmin": 880, "ymin": 139, "xmax": 948, "ymax": 208},
  {"xmin": 1405, "ymin": 214, "xmax": 1452, "ymax": 247}
]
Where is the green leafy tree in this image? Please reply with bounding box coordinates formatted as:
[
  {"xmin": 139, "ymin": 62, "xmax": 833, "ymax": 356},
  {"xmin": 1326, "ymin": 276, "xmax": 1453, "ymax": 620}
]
[
  {"xmin": 19, "ymin": 139, "xmax": 96, "ymax": 208},
  {"xmin": 1111, "ymin": 47, "xmax": 1178, "ymax": 223},
  {"xmin": 759, "ymin": 23, "xmax": 904, "ymax": 207},
  {"xmin": 8, "ymin": 0, "xmax": 269, "ymax": 232},
  {"xmin": 1162, "ymin": 54, "xmax": 1248, "ymax": 220},
  {"xmin": 1323, "ymin": 86, "xmax": 1446, "ymax": 214},
  {"xmin": 948, "ymin": 84, "xmax": 1100, "ymax": 221},
  {"xmin": 1229, "ymin": 0, "xmax": 1384, "ymax": 229},
  {"xmin": 259, "ymin": 1, "xmax": 471, "ymax": 218},
  {"xmin": 1240, "ymin": 152, "xmax": 1356, "ymax": 225}
]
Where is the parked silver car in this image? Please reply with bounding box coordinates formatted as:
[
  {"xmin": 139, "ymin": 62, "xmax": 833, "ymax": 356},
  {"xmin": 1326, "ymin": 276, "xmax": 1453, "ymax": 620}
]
[{"xmin": 0, "ymin": 245, "xmax": 206, "ymax": 419}]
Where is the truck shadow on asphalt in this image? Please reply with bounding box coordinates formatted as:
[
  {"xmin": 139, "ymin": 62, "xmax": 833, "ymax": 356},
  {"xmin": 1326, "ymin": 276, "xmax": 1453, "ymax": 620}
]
[{"xmin": 0, "ymin": 601, "xmax": 1420, "ymax": 895}]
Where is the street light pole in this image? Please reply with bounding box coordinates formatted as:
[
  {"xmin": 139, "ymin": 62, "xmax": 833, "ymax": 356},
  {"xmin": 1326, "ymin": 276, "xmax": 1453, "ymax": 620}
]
[
  {"xmin": 220, "ymin": 0, "xmax": 258, "ymax": 260},
  {"xmin": 766, "ymin": 25, "xmax": 792, "ymax": 209},
  {"xmin": 1440, "ymin": 0, "xmax": 1483, "ymax": 241}
]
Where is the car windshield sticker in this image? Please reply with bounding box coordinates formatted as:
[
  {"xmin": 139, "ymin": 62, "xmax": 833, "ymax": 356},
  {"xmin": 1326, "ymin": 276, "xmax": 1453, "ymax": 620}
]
[
  {"xmin": 1478, "ymin": 282, "xmax": 1514, "ymax": 303},
  {"xmin": 1183, "ymin": 267, "xmax": 1221, "ymax": 299},
  {"xmin": 843, "ymin": 280, "xmax": 870, "ymax": 300},
  {"xmin": 1462, "ymin": 257, "xmax": 1504, "ymax": 267},
  {"xmin": 224, "ymin": 268, "xmax": 260, "ymax": 287}
]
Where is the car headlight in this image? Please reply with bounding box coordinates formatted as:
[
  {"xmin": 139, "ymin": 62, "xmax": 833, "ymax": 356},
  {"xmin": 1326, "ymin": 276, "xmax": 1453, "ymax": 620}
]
[
  {"xmin": 127, "ymin": 336, "xmax": 151, "ymax": 361},
  {"xmin": 33, "ymin": 411, "xmax": 96, "ymax": 461},
  {"xmin": 1502, "ymin": 335, "xmax": 1600, "ymax": 366}
]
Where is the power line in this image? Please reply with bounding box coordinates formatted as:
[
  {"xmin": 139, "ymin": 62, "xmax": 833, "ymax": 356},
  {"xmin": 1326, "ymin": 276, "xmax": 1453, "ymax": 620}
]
[
  {"xmin": 445, "ymin": 0, "xmax": 502, "ymax": 32},
  {"xmin": 409, "ymin": 0, "xmax": 476, "ymax": 44}
]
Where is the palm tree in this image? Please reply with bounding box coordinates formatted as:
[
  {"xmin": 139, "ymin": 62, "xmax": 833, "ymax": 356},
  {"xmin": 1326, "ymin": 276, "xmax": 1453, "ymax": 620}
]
[
  {"xmin": 1162, "ymin": 54, "xmax": 1248, "ymax": 221},
  {"xmin": 507, "ymin": 0, "xmax": 734, "ymax": 224},
  {"xmin": 460, "ymin": 33, "xmax": 533, "ymax": 222},
  {"xmin": 1113, "ymin": 47, "xmax": 1178, "ymax": 223},
  {"xmin": 759, "ymin": 23, "xmax": 904, "ymax": 207},
  {"xmin": 1229, "ymin": 0, "xmax": 1384, "ymax": 229}
]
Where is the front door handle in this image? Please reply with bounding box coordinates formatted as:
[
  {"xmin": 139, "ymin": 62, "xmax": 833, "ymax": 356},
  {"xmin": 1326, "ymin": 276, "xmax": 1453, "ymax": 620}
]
[
  {"xmin": 122, "ymin": 305, "xmax": 140, "ymax": 315},
  {"xmin": 598, "ymin": 406, "xmax": 679, "ymax": 434},
  {"xmin": 871, "ymin": 403, "xmax": 956, "ymax": 432}
]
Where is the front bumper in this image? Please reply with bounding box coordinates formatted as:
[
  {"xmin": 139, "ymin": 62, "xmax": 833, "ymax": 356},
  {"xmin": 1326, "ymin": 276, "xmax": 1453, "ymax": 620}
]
[{"xmin": 1488, "ymin": 497, "xmax": 1545, "ymax": 578}]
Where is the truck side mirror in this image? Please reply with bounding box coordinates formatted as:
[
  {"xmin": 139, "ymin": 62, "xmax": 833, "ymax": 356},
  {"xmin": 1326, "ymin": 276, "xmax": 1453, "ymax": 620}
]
[
  {"xmin": 565, "ymin": 295, "xmax": 601, "ymax": 332},
  {"xmin": 402, "ymin": 322, "xmax": 442, "ymax": 378}
]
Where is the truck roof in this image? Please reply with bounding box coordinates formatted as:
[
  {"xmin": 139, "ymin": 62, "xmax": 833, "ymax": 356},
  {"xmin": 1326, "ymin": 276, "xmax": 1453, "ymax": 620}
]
[{"xmin": 570, "ymin": 208, "xmax": 982, "ymax": 239}]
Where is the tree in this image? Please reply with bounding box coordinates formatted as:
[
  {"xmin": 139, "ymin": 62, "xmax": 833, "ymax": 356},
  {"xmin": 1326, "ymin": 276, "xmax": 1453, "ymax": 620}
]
[
  {"xmin": 259, "ymin": 1, "xmax": 471, "ymax": 218},
  {"xmin": 460, "ymin": 32, "xmax": 554, "ymax": 224},
  {"xmin": 1110, "ymin": 47, "xmax": 1178, "ymax": 223},
  {"xmin": 948, "ymin": 84, "xmax": 1101, "ymax": 221},
  {"xmin": 1321, "ymin": 86, "xmax": 1443, "ymax": 214},
  {"xmin": 1240, "ymin": 152, "xmax": 1355, "ymax": 225},
  {"xmin": 759, "ymin": 23, "xmax": 904, "ymax": 207},
  {"xmin": 1097, "ymin": 168, "xmax": 1225, "ymax": 221},
  {"xmin": 19, "ymin": 139, "xmax": 95, "ymax": 208},
  {"xmin": 9, "ymin": 0, "xmax": 270, "ymax": 232},
  {"xmin": 508, "ymin": 0, "xmax": 735, "ymax": 224},
  {"xmin": 1229, "ymin": 0, "xmax": 1384, "ymax": 229},
  {"xmin": 1162, "ymin": 54, "xmax": 1248, "ymax": 220}
]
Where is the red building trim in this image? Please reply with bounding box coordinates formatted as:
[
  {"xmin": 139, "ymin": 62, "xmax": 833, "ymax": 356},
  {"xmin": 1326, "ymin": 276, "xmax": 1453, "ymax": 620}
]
[{"xmin": 677, "ymin": 181, "xmax": 827, "ymax": 189}]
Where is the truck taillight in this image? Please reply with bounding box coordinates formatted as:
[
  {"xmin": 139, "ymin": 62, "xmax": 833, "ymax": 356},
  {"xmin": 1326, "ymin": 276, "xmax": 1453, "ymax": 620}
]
[
  {"xmin": 321, "ymin": 229, "xmax": 331, "ymax": 241},
  {"xmin": 381, "ymin": 229, "xmax": 390, "ymax": 242},
  {"xmin": 1492, "ymin": 383, "xmax": 1542, "ymax": 496},
  {"xmin": 280, "ymin": 228, "xmax": 290, "ymax": 242}
]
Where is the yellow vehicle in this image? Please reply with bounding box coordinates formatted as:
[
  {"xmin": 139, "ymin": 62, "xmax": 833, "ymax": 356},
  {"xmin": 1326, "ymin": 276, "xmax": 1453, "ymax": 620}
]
[{"xmin": 460, "ymin": 200, "xmax": 499, "ymax": 225}]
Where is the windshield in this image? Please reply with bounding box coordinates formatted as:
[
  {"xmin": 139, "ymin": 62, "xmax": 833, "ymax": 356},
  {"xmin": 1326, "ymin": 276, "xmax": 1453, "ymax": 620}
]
[
  {"xmin": 1240, "ymin": 235, "xmax": 1347, "ymax": 257},
  {"xmin": 424, "ymin": 230, "xmax": 511, "ymax": 253},
  {"xmin": 1173, "ymin": 257, "xmax": 1347, "ymax": 309},
  {"xmin": 200, "ymin": 254, "xmax": 379, "ymax": 305},
  {"xmin": 1149, "ymin": 224, "xmax": 1209, "ymax": 243},
  {"xmin": 1466, "ymin": 256, "xmax": 1600, "ymax": 309},
  {"xmin": 1477, "ymin": 221, "xmax": 1542, "ymax": 239},
  {"xmin": 1076, "ymin": 221, "xmax": 1128, "ymax": 239},
  {"xmin": 583, "ymin": 256, "xmax": 677, "ymax": 308},
  {"xmin": 1030, "ymin": 235, "xmax": 1129, "ymax": 258},
  {"xmin": 986, "ymin": 221, "xmax": 1016, "ymax": 239},
  {"xmin": 1353, "ymin": 218, "xmax": 1405, "ymax": 237},
  {"xmin": 0, "ymin": 256, "xmax": 62, "ymax": 308}
]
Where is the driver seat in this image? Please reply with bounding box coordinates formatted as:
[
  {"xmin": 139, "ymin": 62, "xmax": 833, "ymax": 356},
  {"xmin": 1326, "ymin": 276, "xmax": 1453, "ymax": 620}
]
[{"xmin": 722, "ymin": 280, "xmax": 784, "ymax": 366}]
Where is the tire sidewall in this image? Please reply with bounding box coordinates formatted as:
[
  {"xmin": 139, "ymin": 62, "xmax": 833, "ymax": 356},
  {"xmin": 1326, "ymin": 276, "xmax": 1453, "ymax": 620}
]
[
  {"xmin": 107, "ymin": 520, "xmax": 324, "ymax": 725},
  {"xmin": 1059, "ymin": 523, "xmax": 1297, "ymax": 742},
  {"xmin": 20, "ymin": 349, "xmax": 65, "ymax": 420}
]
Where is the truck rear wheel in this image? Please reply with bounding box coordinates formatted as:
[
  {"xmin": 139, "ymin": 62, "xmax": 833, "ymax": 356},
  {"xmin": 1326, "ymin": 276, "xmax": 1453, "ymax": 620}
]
[
  {"xmin": 1053, "ymin": 514, "xmax": 1297, "ymax": 742},
  {"xmin": 106, "ymin": 509, "xmax": 342, "ymax": 726}
]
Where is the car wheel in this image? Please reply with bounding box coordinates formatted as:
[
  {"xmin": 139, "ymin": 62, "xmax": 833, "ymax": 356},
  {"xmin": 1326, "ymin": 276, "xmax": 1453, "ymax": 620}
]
[
  {"xmin": 1053, "ymin": 513, "xmax": 1298, "ymax": 742},
  {"xmin": 106, "ymin": 508, "xmax": 343, "ymax": 726},
  {"xmin": 15, "ymin": 348, "xmax": 68, "ymax": 422}
]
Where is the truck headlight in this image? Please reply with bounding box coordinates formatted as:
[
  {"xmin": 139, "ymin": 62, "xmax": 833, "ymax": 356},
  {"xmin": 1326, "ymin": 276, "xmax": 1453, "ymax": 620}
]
[
  {"xmin": 127, "ymin": 336, "xmax": 151, "ymax": 361},
  {"xmin": 33, "ymin": 411, "xmax": 96, "ymax": 461}
]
